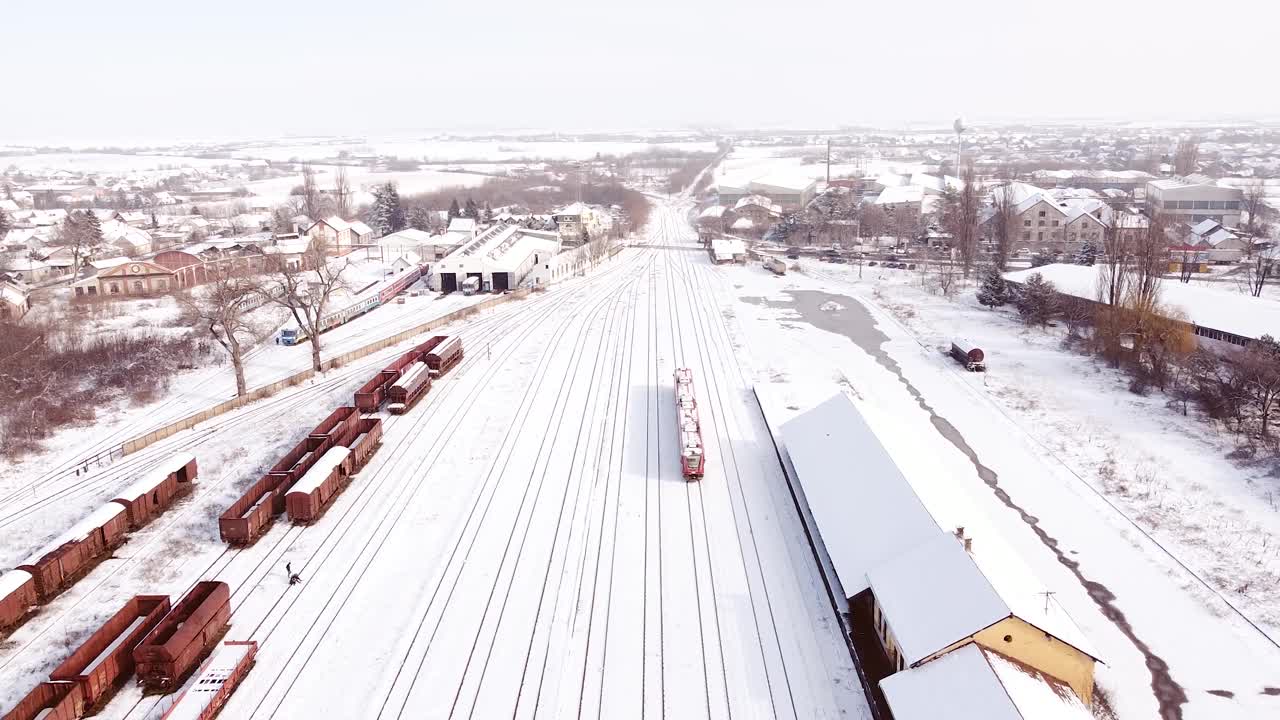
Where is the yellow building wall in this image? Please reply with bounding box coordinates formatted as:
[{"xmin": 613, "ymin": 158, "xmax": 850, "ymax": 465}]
[{"xmin": 926, "ymin": 617, "xmax": 1095, "ymax": 704}]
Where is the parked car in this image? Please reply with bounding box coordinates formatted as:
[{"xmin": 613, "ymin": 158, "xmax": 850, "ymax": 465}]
[{"xmin": 786, "ymin": 254, "xmax": 799, "ymax": 260}]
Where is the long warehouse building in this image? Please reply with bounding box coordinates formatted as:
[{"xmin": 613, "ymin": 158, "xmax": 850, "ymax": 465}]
[{"xmin": 429, "ymin": 223, "xmax": 562, "ymax": 293}]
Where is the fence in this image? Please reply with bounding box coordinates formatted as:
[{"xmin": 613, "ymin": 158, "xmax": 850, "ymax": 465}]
[{"xmin": 120, "ymin": 289, "xmax": 530, "ymax": 456}]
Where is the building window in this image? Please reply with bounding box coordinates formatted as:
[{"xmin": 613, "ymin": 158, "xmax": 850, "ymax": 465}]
[
  {"xmin": 1194, "ymin": 200, "xmax": 1210, "ymax": 210},
  {"xmin": 1068, "ymin": 232, "xmax": 1077, "ymax": 241},
  {"xmin": 1038, "ymin": 220, "xmax": 1045, "ymax": 227},
  {"xmin": 1052, "ymin": 220, "xmax": 1059, "ymax": 227},
  {"xmin": 1224, "ymin": 201, "xmax": 1240, "ymax": 210},
  {"xmin": 1209, "ymin": 201, "xmax": 1224, "ymax": 210},
  {"xmin": 109, "ymin": 283, "xmax": 120, "ymax": 294},
  {"xmin": 1024, "ymin": 219, "xmax": 1031, "ymax": 227},
  {"xmin": 1022, "ymin": 231, "xmax": 1031, "ymax": 241},
  {"xmin": 1037, "ymin": 232, "xmax": 1043, "ymax": 241},
  {"xmin": 1038, "ymin": 210, "xmax": 1046, "ymax": 217}
]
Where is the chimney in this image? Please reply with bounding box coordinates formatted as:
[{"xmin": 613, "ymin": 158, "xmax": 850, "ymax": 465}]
[{"xmin": 954, "ymin": 526, "xmax": 973, "ymax": 553}]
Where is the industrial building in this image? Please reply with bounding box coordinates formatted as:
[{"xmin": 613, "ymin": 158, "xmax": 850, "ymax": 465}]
[
  {"xmin": 1146, "ymin": 176, "xmax": 1244, "ymax": 227},
  {"xmin": 429, "ymin": 223, "xmax": 561, "ymax": 293}
]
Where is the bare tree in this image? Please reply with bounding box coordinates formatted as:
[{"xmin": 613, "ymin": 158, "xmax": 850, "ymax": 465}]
[
  {"xmin": 1243, "ymin": 252, "xmax": 1275, "ymax": 297},
  {"xmin": 1097, "ymin": 217, "xmax": 1130, "ymax": 307},
  {"xmin": 1239, "ymin": 336, "xmax": 1280, "ymax": 439},
  {"xmin": 859, "ymin": 204, "xmax": 888, "ymax": 246},
  {"xmin": 1173, "ymin": 136, "xmax": 1199, "ymax": 176},
  {"xmin": 990, "ymin": 184, "xmax": 1019, "ymax": 271},
  {"xmin": 956, "ymin": 165, "xmax": 980, "ymax": 277},
  {"xmin": 1241, "ymin": 181, "xmax": 1270, "ymax": 255},
  {"xmin": 332, "ymin": 165, "xmax": 352, "ymax": 219},
  {"xmin": 1129, "ymin": 212, "xmax": 1166, "ymax": 314},
  {"xmin": 266, "ymin": 238, "xmax": 349, "ymax": 372},
  {"xmin": 300, "ymin": 164, "xmax": 323, "ymax": 220},
  {"xmin": 179, "ymin": 262, "xmax": 264, "ymax": 396}
]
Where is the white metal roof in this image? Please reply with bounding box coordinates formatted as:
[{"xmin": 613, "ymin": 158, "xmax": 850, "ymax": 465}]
[
  {"xmin": 162, "ymin": 642, "xmax": 256, "ymax": 720},
  {"xmin": 393, "ymin": 362, "xmax": 427, "ymax": 390},
  {"xmin": 880, "ymin": 644, "xmax": 1092, "ymax": 720},
  {"xmin": 780, "ymin": 393, "xmax": 941, "ymax": 600},
  {"xmin": 287, "ymin": 446, "xmax": 350, "ymax": 497},
  {"xmin": 867, "ymin": 532, "xmax": 1009, "ymax": 665}
]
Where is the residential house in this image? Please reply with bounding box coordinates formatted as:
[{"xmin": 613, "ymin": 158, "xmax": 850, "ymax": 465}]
[
  {"xmin": 0, "ymin": 277, "xmax": 32, "ymax": 321},
  {"xmin": 306, "ymin": 216, "xmax": 373, "ymax": 254},
  {"xmin": 0, "ymin": 257, "xmax": 55, "ymax": 284},
  {"xmin": 696, "ymin": 205, "xmax": 727, "ymax": 241},
  {"xmin": 101, "ymin": 220, "xmax": 154, "ymax": 256},
  {"xmin": 1188, "ymin": 219, "xmax": 1247, "ymax": 263}
]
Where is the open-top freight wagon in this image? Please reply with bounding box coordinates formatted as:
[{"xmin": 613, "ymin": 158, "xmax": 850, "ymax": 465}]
[
  {"xmin": 156, "ymin": 640, "xmax": 258, "ymax": 720},
  {"xmin": 19, "ymin": 503, "xmax": 129, "ymax": 601},
  {"xmin": 48, "ymin": 595, "xmax": 170, "ymax": 709},
  {"xmin": 133, "ymin": 581, "xmax": 230, "ymax": 693},
  {"xmin": 111, "ymin": 453, "xmax": 197, "ymax": 531},
  {"xmin": 674, "ymin": 368, "xmax": 706, "ymax": 480},
  {"xmin": 2, "ymin": 680, "xmax": 85, "ymax": 720},
  {"xmin": 0, "ymin": 569, "xmax": 38, "ymax": 637},
  {"xmin": 338, "ymin": 417, "xmax": 384, "ymax": 472}
]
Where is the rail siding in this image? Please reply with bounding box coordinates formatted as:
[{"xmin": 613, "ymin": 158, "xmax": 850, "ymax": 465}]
[{"xmin": 122, "ymin": 289, "xmax": 529, "ymax": 455}]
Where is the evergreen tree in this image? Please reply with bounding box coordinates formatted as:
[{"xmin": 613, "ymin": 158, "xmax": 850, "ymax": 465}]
[
  {"xmin": 408, "ymin": 207, "xmax": 433, "ymax": 232},
  {"xmin": 482, "ymin": 202, "xmax": 493, "ymax": 223},
  {"xmin": 385, "ymin": 183, "xmax": 405, "ymax": 232},
  {"xmin": 464, "ymin": 198, "xmax": 479, "ymax": 219},
  {"xmin": 150, "ymin": 212, "xmax": 159, "ymax": 229},
  {"xmin": 447, "ymin": 198, "xmax": 461, "ymax": 222},
  {"xmin": 1015, "ymin": 272, "xmax": 1058, "ymax": 327},
  {"xmin": 0, "ymin": 208, "xmax": 10, "ymax": 238},
  {"xmin": 1075, "ymin": 242, "xmax": 1097, "ymax": 266},
  {"xmin": 368, "ymin": 183, "xmax": 406, "ymax": 236},
  {"xmin": 81, "ymin": 209, "xmax": 104, "ymax": 245},
  {"xmin": 976, "ymin": 265, "xmax": 1008, "ymax": 309}
]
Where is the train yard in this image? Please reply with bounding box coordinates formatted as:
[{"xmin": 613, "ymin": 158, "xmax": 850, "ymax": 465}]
[{"xmin": 0, "ymin": 201, "xmax": 867, "ymax": 720}]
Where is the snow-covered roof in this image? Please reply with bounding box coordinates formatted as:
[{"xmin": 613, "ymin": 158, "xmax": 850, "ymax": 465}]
[
  {"xmin": 730, "ymin": 217, "xmax": 754, "ymax": 231},
  {"xmin": 1, "ymin": 283, "xmax": 29, "ymax": 306},
  {"xmin": 380, "ymin": 229, "xmax": 434, "ymax": 245},
  {"xmin": 22, "ymin": 504, "xmax": 126, "ymax": 565},
  {"xmin": 348, "ymin": 221, "xmax": 373, "ymax": 236},
  {"xmin": 881, "ymin": 644, "xmax": 1093, "ymax": 720},
  {"xmin": 287, "ymin": 446, "xmax": 350, "ymax": 497},
  {"xmin": 393, "ymin": 362, "xmax": 427, "ymax": 391},
  {"xmin": 781, "ymin": 394, "xmax": 941, "ymax": 599},
  {"xmin": 733, "ymin": 195, "xmax": 775, "ymax": 212},
  {"xmin": 698, "ymin": 205, "xmax": 726, "ymax": 219},
  {"xmin": 876, "ymin": 185, "xmax": 925, "ymax": 205},
  {"xmin": 319, "ymin": 216, "xmax": 351, "ymax": 232},
  {"xmin": 710, "ymin": 238, "xmax": 745, "ymax": 255},
  {"xmin": 868, "ymin": 532, "xmax": 1009, "ymax": 665},
  {"xmin": 1005, "ymin": 264, "xmax": 1280, "ymax": 341},
  {"xmin": 165, "ymin": 642, "xmax": 256, "ymax": 720},
  {"xmin": 553, "ymin": 203, "xmax": 587, "ymax": 217},
  {"xmin": 1190, "ymin": 218, "xmax": 1221, "ymax": 236}
]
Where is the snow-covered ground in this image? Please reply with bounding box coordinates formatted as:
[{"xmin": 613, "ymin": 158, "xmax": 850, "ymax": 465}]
[
  {"xmin": 240, "ymin": 139, "xmax": 718, "ymax": 164},
  {"xmin": 1, "ymin": 204, "xmax": 865, "ymax": 720},
  {"xmin": 241, "ymin": 166, "xmax": 491, "ymax": 206},
  {"xmin": 716, "ymin": 257, "xmax": 1280, "ymax": 719}
]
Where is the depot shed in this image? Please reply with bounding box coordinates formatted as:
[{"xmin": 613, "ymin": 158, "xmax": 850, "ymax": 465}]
[{"xmin": 430, "ymin": 223, "xmax": 561, "ymax": 293}]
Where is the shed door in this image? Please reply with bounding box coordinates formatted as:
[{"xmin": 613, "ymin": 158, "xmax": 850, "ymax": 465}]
[
  {"xmin": 440, "ymin": 274, "xmax": 457, "ymax": 293},
  {"xmin": 492, "ymin": 273, "xmax": 510, "ymax": 291}
]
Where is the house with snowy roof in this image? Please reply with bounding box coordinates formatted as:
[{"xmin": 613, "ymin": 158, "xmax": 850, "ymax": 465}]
[
  {"xmin": 306, "ymin": 216, "xmax": 373, "ymax": 255},
  {"xmin": 0, "ymin": 277, "xmax": 32, "ymax": 321},
  {"xmin": 780, "ymin": 393, "xmax": 1100, "ymax": 714},
  {"xmin": 1188, "ymin": 219, "xmax": 1247, "ymax": 262}
]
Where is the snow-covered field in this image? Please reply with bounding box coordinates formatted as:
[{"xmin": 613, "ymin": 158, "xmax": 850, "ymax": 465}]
[
  {"xmin": 0, "ymin": 203, "xmax": 866, "ymax": 720},
  {"xmin": 241, "ymin": 166, "xmax": 492, "ymax": 205},
  {"xmin": 720, "ymin": 258, "xmax": 1280, "ymax": 719},
  {"xmin": 0, "ymin": 153, "xmax": 241, "ymax": 174},
  {"xmin": 239, "ymin": 139, "xmax": 718, "ymax": 164}
]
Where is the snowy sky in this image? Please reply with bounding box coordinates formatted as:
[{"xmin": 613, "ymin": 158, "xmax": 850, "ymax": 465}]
[{"xmin": 3, "ymin": 0, "xmax": 1278, "ymax": 146}]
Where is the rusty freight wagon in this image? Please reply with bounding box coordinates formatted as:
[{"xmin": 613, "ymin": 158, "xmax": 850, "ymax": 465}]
[
  {"xmin": 217, "ymin": 474, "xmax": 285, "ymax": 546},
  {"xmin": 265, "ymin": 435, "xmax": 338, "ymax": 514},
  {"xmin": 110, "ymin": 453, "xmax": 197, "ymax": 531},
  {"xmin": 1, "ymin": 680, "xmax": 85, "ymax": 720},
  {"xmin": 0, "ymin": 570, "xmax": 37, "ymax": 635},
  {"xmin": 18, "ymin": 503, "xmax": 129, "ymax": 601},
  {"xmin": 133, "ymin": 581, "xmax": 230, "ymax": 693},
  {"xmin": 157, "ymin": 640, "xmax": 258, "ymax": 720},
  {"xmin": 353, "ymin": 338, "xmax": 440, "ymax": 412},
  {"xmin": 337, "ymin": 417, "xmax": 383, "ymax": 472},
  {"xmin": 48, "ymin": 595, "xmax": 170, "ymax": 708},
  {"xmin": 425, "ymin": 335, "xmax": 463, "ymax": 377},
  {"xmin": 309, "ymin": 406, "xmax": 361, "ymax": 444},
  {"xmin": 285, "ymin": 446, "xmax": 353, "ymax": 525},
  {"xmin": 386, "ymin": 361, "xmax": 430, "ymax": 414}
]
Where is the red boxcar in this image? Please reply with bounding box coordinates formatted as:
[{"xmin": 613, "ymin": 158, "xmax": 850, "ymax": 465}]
[
  {"xmin": 133, "ymin": 582, "xmax": 230, "ymax": 693},
  {"xmin": 110, "ymin": 453, "xmax": 196, "ymax": 531},
  {"xmin": 218, "ymin": 474, "xmax": 286, "ymax": 546},
  {"xmin": 48, "ymin": 595, "xmax": 170, "ymax": 709},
  {"xmin": 1, "ymin": 680, "xmax": 85, "ymax": 720},
  {"xmin": 386, "ymin": 361, "xmax": 431, "ymax": 414},
  {"xmin": 309, "ymin": 406, "xmax": 360, "ymax": 444},
  {"xmin": 19, "ymin": 503, "xmax": 129, "ymax": 601},
  {"xmin": 285, "ymin": 446, "xmax": 352, "ymax": 525},
  {"xmin": 0, "ymin": 570, "xmax": 37, "ymax": 635},
  {"xmin": 425, "ymin": 336, "xmax": 463, "ymax": 377},
  {"xmin": 158, "ymin": 640, "xmax": 258, "ymax": 720},
  {"xmin": 353, "ymin": 369, "xmax": 397, "ymax": 412},
  {"xmin": 337, "ymin": 418, "xmax": 383, "ymax": 471}
]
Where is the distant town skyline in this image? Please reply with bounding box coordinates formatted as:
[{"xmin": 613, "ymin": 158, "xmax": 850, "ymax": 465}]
[{"xmin": 4, "ymin": 0, "xmax": 1279, "ymax": 147}]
